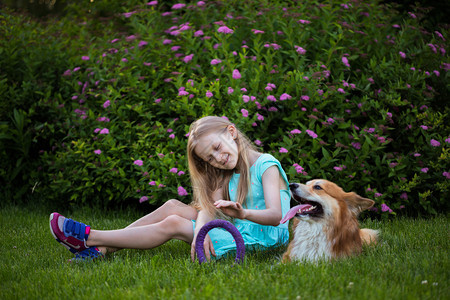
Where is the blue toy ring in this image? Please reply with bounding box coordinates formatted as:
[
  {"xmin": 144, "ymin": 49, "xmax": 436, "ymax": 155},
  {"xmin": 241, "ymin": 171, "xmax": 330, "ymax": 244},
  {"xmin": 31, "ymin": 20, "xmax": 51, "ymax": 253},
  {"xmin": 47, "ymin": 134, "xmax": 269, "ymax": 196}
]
[{"xmin": 195, "ymin": 219, "xmax": 245, "ymax": 264}]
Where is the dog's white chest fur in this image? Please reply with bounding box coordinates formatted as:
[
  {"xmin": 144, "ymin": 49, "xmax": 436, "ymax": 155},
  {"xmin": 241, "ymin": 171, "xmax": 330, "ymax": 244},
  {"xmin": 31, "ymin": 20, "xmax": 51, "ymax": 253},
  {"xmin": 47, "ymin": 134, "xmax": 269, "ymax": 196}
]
[{"xmin": 290, "ymin": 220, "xmax": 331, "ymax": 261}]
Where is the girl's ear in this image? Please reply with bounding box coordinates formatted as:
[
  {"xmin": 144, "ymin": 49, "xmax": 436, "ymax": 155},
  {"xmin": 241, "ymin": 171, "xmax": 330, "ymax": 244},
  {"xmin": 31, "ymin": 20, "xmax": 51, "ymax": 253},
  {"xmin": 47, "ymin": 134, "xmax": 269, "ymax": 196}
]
[{"xmin": 227, "ymin": 125, "xmax": 237, "ymax": 139}]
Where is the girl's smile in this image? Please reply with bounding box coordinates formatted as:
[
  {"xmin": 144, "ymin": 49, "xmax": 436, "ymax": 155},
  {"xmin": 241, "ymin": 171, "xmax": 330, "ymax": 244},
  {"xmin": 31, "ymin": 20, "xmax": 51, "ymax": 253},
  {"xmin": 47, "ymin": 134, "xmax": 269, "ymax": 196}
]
[{"xmin": 194, "ymin": 126, "xmax": 239, "ymax": 170}]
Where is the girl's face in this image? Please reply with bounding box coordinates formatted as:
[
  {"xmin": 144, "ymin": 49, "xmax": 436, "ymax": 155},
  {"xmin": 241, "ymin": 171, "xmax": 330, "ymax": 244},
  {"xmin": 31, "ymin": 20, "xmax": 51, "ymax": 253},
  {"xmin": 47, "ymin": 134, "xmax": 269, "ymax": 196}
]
[{"xmin": 194, "ymin": 125, "xmax": 239, "ymax": 170}]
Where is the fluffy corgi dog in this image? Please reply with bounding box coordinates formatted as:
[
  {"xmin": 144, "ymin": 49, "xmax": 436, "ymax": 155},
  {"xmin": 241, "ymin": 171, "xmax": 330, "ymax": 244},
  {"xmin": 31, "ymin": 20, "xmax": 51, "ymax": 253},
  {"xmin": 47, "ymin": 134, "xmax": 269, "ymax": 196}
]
[{"xmin": 281, "ymin": 179, "xmax": 378, "ymax": 262}]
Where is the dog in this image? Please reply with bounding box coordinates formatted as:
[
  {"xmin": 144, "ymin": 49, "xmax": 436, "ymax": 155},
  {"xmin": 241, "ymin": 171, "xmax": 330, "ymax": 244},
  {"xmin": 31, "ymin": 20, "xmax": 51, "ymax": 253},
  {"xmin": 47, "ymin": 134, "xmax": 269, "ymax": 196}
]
[{"xmin": 280, "ymin": 179, "xmax": 378, "ymax": 262}]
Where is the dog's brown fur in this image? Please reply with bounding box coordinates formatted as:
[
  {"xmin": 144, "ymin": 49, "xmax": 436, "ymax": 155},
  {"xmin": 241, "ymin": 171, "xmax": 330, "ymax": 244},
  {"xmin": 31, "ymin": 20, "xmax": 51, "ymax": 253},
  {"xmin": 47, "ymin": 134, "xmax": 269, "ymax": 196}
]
[{"xmin": 282, "ymin": 179, "xmax": 378, "ymax": 262}]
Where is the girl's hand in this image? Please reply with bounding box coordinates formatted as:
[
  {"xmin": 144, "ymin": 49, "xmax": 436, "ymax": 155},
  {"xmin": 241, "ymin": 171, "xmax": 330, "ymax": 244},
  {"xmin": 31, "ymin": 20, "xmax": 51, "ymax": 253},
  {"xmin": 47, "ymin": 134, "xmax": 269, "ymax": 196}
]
[
  {"xmin": 191, "ymin": 232, "xmax": 216, "ymax": 262},
  {"xmin": 214, "ymin": 200, "xmax": 247, "ymax": 219}
]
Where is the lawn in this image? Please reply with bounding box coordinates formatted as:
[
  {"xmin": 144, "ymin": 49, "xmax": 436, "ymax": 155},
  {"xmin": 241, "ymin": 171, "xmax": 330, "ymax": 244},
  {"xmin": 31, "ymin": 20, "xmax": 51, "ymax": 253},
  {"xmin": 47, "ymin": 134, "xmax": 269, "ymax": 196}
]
[{"xmin": 1, "ymin": 205, "xmax": 448, "ymax": 299}]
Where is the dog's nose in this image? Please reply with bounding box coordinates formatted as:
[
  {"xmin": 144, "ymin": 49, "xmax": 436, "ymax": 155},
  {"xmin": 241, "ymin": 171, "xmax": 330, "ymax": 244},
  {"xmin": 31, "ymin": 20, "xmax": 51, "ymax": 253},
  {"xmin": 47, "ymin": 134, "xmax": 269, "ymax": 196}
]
[{"xmin": 289, "ymin": 183, "xmax": 299, "ymax": 189}]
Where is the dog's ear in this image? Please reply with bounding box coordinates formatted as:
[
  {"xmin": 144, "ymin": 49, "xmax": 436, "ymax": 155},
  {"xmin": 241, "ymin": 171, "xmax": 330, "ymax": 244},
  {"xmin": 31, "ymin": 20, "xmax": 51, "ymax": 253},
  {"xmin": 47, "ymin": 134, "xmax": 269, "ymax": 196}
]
[{"xmin": 345, "ymin": 192, "xmax": 375, "ymax": 215}]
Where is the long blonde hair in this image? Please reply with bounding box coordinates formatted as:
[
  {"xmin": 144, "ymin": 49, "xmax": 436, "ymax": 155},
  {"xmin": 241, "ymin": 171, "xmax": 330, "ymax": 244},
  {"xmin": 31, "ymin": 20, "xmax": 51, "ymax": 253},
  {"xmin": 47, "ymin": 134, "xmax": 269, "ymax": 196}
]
[{"xmin": 187, "ymin": 116, "xmax": 258, "ymax": 217}]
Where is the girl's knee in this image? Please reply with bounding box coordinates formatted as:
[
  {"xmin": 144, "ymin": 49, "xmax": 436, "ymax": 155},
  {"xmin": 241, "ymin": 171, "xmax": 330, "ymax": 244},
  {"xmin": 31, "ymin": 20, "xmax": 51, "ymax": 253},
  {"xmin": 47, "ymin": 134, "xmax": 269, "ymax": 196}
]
[
  {"xmin": 162, "ymin": 214, "xmax": 185, "ymax": 228},
  {"xmin": 165, "ymin": 199, "xmax": 183, "ymax": 208},
  {"xmin": 162, "ymin": 215, "xmax": 192, "ymax": 239}
]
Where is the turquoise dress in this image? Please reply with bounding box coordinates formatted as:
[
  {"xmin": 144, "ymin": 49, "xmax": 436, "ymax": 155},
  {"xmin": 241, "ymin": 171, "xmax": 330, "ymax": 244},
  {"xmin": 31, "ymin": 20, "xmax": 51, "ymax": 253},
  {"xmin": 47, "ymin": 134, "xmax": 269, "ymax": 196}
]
[{"xmin": 192, "ymin": 153, "xmax": 291, "ymax": 258}]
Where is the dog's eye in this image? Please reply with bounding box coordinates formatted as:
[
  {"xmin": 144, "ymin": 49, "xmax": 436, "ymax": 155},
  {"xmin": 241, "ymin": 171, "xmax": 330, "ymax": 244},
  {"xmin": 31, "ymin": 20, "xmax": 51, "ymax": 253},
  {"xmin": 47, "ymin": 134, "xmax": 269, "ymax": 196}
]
[{"xmin": 313, "ymin": 185, "xmax": 322, "ymax": 190}]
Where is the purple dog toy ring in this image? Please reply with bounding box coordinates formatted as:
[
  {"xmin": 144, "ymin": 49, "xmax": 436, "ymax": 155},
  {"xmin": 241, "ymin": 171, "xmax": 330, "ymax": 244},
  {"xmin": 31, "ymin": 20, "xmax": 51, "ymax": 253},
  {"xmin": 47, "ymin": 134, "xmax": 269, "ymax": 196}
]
[{"xmin": 195, "ymin": 219, "xmax": 245, "ymax": 264}]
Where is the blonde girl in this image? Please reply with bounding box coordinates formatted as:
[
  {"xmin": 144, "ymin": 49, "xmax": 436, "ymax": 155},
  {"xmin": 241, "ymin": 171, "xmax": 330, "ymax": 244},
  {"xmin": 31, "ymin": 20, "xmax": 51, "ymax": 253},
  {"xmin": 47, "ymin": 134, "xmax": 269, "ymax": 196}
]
[{"xmin": 50, "ymin": 116, "xmax": 291, "ymax": 261}]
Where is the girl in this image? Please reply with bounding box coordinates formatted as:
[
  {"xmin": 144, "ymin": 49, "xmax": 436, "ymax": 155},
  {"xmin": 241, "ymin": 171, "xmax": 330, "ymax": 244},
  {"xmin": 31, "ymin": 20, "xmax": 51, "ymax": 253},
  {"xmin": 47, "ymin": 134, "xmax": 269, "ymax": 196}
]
[{"xmin": 50, "ymin": 116, "xmax": 291, "ymax": 261}]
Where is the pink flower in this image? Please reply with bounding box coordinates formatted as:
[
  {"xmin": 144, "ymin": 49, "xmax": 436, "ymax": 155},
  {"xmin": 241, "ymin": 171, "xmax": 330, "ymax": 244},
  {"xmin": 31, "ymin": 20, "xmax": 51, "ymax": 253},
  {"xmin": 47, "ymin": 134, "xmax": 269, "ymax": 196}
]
[
  {"xmin": 211, "ymin": 59, "xmax": 222, "ymax": 65},
  {"xmin": 227, "ymin": 87, "xmax": 234, "ymax": 94},
  {"xmin": 334, "ymin": 166, "xmax": 343, "ymax": 171},
  {"xmin": 242, "ymin": 95, "xmax": 250, "ymax": 103},
  {"xmin": 99, "ymin": 128, "xmax": 109, "ymax": 134},
  {"xmin": 232, "ymin": 69, "xmax": 241, "ymax": 79},
  {"xmin": 267, "ymin": 95, "xmax": 277, "ymax": 102},
  {"xmin": 399, "ymin": 51, "xmax": 406, "ymax": 58},
  {"xmin": 178, "ymin": 186, "xmax": 188, "ymax": 196},
  {"xmin": 194, "ymin": 30, "xmax": 204, "ymax": 37},
  {"xmin": 290, "ymin": 129, "xmax": 301, "ymax": 134},
  {"xmin": 206, "ymin": 91, "xmax": 213, "ymax": 98},
  {"xmin": 169, "ymin": 134, "xmax": 175, "ymax": 139},
  {"xmin": 446, "ymin": 137, "xmax": 450, "ymax": 144},
  {"xmin": 294, "ymin": 45, "xmax": 306, "ymax": 55},
  {"xmin": 254, "ymin": 140, "xmax": 262, "ymax": 146},
  {"xmin": 279, "ymin": 148, "xmax": 288, "ymax": 153},
  {"xmin": 139, "ymin": 41, "xmax": 148, "ymax": 47},
  {"xmin": 430, "ymin": 139, "xmax": 440, "ymax": 147},
  {"xmin": 400, "ymin": 192, "xmax": 408, "ymax": 200},
  {"xmin": 293, "ymin": 163, "xmax": 306, "ymax": 175},
  {"xmin": 351, "ymin": 142, "xmax": 361, "ymax": 149},
  {"xmin": 169, "ymin": 168, "xmax": 178, "ymax": 173},
  {"xmin": 139, "ymin": 196, "xmax": 149, "ymax": 203},
  {"xmin": 256, "ymin": 113, "xmax": 264, "ymax": 121},
  {"xmin": 147, "ymin": 1, "xmax": 158, "ymax": 5},
  {"xmin": 82, "ymin": 56, "xmax": 90, "ymax": 61},
  {"xmin": 163, "ymin": 39, "xmax": 172, "ymax": 45},
  {"xmin": 149, "ymin": 181, "xmax": 156, "ymax": 186},
  {"xmin": 280, "ymin": 93, "xmax": 292, "ymax": 101},
  {"xmin": 421, "ymin": 168, "xmax": 429, "ymax": 173},
  {"xmin": 342, "ymin": 56, "xmax": 350, "ymax": 68},
  {"xmin": 217, "ymin": 26, "xmax": 234, "ymax": 34},
  {"xmin": 197, "ymin": 1, "xmax": 205, "ymax": 6},
  {"xmin": 94, "ymin": 149, "xmax": 102, "ymax": 155},
  {"xmin": 123, "ymin": 11, "xmax": 137, "ymax": 18},
  {"xmin": 443, "ymin": 172, "xmax": 450, "ymax": 179},
  {"xmin": 134, "ymin": 160, "xmax": 143, "ymax": 166},
  {"xmin": 172, "ymin": 3, "xmax": 186, "ymax": 9},
  {"xmin": 178, "ymin": 90, "xmax": 189, "ymax": 96},
  {"xmin": 103, "ymin": 100, "xmax": 111, "ymax": 108},
  {"xmin": 183, "ymin": 54, "xmax": 194, "ymax": 63},
  {"xmin": 178, "ymin": 171, "xmax": 185, "ymax": 176},
  {"xmin": 298, "ymin": 19, "xmax": 311, "ymax": 24},
  {"xmin": 241, "ymin": 109, "xmax": 249, "ymax": 117},
  {"xmin": 381, "ymin": 203, "xmax": 392, "ymax": 212},
  {"xmin": 306, "ymin": 129, "xmax": 317, "ymax": 138},
  {"xmin": 251, "ymin": 29, "xmax": 265, "ymax": 34},
  {"xmin": 301, "ymin": 95, "xmax": 310, "ymax": 101}
]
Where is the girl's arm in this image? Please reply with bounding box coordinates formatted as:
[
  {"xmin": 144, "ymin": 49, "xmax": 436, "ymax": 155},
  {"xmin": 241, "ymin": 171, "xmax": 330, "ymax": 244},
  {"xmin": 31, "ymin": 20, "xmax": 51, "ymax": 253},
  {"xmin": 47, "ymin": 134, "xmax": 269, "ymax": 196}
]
[
  {"xmin": 214, "ymin": 165, "xmax": 283, "ymax": 226},
  {"xmin": 190, "ymin": 188, "xmax": 223, "ymax": 261}
]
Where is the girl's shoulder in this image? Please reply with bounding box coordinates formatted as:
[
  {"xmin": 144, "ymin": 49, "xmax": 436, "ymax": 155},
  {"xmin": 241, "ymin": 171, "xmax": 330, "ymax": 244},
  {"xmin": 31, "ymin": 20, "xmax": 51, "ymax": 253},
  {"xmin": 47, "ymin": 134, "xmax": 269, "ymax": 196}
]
[
  {"xmin": 252, "ymin": 153, "xmax": 285, "ymax": 178},
  {"xmin": 253, "ymin": 153, "xmax": 281, "ymax": 167}
]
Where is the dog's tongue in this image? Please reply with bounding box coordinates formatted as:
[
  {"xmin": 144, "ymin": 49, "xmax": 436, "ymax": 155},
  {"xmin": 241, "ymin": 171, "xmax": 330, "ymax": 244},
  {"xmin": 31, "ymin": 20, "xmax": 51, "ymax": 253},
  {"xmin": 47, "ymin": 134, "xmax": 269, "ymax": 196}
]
[{"xmin": 280, "ymin": 204, "xmax": 313, "ymax": 224}]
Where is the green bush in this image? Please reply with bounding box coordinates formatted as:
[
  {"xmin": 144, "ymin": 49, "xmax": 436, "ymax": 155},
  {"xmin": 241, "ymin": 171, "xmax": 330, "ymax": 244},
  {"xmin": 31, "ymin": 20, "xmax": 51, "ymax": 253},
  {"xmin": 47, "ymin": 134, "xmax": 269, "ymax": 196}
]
[{"xmin": 1, "ymin": 0, "xmax": 448, "ymax": 216}]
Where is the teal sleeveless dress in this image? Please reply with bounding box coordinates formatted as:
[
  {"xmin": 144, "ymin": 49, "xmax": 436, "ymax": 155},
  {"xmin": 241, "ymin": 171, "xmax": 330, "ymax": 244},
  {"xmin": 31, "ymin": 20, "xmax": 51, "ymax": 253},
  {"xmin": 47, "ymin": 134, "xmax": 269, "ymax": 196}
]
[{"xmin": 192, "ymin": 153, "xmax": 291, "ymax": 259}]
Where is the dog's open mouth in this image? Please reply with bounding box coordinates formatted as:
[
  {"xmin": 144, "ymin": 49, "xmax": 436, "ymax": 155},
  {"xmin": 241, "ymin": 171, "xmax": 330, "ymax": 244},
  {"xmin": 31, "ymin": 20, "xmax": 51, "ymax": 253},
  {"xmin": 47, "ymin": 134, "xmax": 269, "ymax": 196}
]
[{"xmin": 280, "ymin": 196, "xmax": 323, "ymax": 224}]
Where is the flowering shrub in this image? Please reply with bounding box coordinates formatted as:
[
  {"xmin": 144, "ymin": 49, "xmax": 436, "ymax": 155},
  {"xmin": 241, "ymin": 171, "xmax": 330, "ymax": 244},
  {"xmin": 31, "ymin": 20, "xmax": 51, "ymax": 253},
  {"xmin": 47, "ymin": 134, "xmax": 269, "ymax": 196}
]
[{"xmin": 1, "ymin": 1, "xmax": 448, "ymax": 216}]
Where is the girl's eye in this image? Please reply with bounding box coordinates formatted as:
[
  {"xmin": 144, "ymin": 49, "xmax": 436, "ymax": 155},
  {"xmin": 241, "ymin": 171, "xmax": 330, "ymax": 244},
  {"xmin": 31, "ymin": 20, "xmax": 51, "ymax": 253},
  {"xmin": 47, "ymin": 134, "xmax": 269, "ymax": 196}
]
[
  {"xmin": 215, "ymin": 144, "xmax": 221, "ymax": 150},
  {"xmin": 313, "ymin": 185, "xmax": 322, "ymax": 190}
]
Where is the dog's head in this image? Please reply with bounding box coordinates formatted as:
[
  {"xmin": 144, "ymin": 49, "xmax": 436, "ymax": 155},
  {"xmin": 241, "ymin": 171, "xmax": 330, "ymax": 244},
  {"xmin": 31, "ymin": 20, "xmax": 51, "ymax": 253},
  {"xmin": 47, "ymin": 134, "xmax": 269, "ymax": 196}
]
[{"xmin": 280, "ymin": 179, "xmax": 374, "ymax": 224}]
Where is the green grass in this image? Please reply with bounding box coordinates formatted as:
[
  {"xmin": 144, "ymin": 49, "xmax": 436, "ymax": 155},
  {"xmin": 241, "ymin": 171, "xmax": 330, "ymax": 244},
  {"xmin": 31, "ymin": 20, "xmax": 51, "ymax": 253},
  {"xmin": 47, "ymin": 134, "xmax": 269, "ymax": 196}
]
[{"xmin": 1, "ymin": 205, "xmax": 448, "ymax": 299}]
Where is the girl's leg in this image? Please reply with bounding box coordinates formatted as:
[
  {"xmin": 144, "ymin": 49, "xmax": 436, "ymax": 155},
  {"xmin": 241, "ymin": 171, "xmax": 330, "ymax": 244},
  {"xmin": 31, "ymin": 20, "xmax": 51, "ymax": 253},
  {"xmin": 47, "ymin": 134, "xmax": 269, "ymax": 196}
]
[
  {"xmin": 97, "ymin": 199, "xmax": 197, "ymax": 254},
  {"xmin": 87, "ymin": 215, "xmax": 194, "ymax": 249},
  {"xmin": 125, "ymin": 199, "xmax": 197, "ymax": 228}
]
